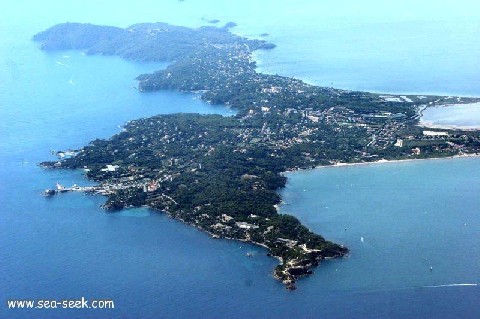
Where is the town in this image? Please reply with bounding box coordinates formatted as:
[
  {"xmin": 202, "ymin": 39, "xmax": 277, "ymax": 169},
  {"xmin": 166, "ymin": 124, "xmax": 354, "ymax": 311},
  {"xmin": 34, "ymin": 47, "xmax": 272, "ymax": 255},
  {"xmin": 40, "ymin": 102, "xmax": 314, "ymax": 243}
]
[{"xmin": 36, "ymin": 22, "xmax": 480, "ymax": 290}]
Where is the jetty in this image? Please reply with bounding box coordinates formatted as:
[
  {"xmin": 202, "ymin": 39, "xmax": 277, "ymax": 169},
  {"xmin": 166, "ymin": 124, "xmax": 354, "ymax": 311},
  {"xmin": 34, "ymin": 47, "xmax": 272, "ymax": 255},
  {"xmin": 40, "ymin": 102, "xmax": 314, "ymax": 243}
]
[{"xmin": 43, "ymin": 183, "xmax": 97, "ymax": 196}]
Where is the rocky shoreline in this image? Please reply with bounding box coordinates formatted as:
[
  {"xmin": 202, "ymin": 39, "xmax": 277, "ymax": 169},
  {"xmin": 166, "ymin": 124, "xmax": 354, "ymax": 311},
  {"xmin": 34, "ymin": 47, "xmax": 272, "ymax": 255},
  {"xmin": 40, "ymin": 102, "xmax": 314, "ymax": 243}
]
[
  {"xmin": 35, "ymin": 21, "xmax": 479, "ymax": 290},
  {"xmin": 145, "ymin": 205, "xmax": 348, "ymax": 291}
]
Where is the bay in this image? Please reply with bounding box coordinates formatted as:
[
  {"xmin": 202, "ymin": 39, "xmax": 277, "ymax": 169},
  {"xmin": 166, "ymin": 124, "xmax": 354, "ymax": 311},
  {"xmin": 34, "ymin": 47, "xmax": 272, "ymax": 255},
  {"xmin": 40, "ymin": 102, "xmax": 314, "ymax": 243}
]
[{"xmin": 1, "ymin": 1, "xmax": 479, "ymax": 318}]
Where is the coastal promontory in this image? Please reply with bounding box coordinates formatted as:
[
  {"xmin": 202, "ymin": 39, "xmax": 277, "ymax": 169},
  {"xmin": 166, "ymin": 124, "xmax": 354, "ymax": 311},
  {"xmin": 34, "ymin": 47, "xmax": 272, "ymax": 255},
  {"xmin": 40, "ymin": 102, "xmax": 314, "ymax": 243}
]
[{"xmin": 34, "ymin": 22, "xmax": 480, "ymax": 289}]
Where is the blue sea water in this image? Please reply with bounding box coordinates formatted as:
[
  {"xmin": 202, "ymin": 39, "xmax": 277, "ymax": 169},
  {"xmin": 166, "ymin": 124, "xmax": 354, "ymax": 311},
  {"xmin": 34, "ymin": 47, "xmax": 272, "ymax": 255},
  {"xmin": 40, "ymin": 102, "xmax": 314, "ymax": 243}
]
[{"xmin": 1, "ymin": 1, "xmax": 479, "ymax": 318}]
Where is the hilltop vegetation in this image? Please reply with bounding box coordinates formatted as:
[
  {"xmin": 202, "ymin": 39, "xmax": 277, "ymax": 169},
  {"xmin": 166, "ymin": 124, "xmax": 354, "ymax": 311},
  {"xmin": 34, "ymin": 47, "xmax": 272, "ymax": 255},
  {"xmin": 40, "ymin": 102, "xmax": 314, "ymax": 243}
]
[
  {"xmin": 33, "ymin": 21, "xmax": 274, "ymax": 61},
  {"xmin": 35, "ymin": 22, "xmax": 480, "ymax": 289}
]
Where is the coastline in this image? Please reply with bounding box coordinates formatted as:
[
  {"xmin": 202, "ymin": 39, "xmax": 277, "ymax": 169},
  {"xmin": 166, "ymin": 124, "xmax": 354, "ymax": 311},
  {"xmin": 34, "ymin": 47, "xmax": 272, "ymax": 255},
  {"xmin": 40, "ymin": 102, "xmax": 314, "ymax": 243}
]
[
  {"xmin": 284, "ymin": 153, "xmax": 480, "ymax": 173},
  {"xmin": 3, "ymin": 9, "xmax": 479, "ymax": 318},
  {"xmin": 253, "ymin": 49, "xmax": 480, "ymax": 98},
  {"xmin": 63, "ymin": 175, "xmax": 346, "ymax": 290},
  {"xmin": 35, "ymin": 21, "xmax": 480, "ymax": 291},
  {"xmin": 154, "ymin": 206, "xmax": 307, "ymax": 286}
]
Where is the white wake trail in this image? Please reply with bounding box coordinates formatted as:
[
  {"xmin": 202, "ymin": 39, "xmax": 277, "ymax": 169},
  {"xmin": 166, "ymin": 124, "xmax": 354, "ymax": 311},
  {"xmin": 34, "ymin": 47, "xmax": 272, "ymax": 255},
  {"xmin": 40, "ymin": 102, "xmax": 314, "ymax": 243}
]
[{"xmin": 423, "ymin": 283, "xmax": 478, "ymax": 288}]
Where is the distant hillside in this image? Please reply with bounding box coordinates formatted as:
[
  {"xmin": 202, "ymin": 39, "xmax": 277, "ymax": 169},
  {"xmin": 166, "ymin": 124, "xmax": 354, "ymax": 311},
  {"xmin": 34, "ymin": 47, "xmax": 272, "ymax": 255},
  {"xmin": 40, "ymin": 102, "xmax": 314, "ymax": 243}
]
[{"xmin": 33, "ymin": 22, "xmax": 275, "ymax": 61}]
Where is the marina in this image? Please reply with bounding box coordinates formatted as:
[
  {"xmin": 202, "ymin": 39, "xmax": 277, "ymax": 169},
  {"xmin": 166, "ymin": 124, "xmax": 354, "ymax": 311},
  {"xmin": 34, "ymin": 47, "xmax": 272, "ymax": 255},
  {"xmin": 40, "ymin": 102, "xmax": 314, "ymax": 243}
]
[
  {"xmin": 43, "ymin": 183, "xmax": 98, "ymax": 196},
  {"xmin": 1, "ymin": 1, "xmax": 479, "ymax": 318}
]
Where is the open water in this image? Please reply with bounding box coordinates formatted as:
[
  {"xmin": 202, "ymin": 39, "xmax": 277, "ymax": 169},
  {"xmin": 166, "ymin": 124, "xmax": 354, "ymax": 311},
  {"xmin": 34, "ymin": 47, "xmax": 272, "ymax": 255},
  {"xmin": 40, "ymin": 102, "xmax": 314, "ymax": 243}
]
[{"xmin": 1, "ymin": 1, "xmax": 479, "ymax": 318}]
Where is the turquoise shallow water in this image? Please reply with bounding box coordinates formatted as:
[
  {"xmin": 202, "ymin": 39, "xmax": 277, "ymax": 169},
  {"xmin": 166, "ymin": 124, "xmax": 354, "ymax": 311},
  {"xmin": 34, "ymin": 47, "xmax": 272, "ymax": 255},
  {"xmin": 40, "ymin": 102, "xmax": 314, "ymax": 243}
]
[{"xmin": 1, "ymin": 1, "xmax": 479, "ymax": 318}]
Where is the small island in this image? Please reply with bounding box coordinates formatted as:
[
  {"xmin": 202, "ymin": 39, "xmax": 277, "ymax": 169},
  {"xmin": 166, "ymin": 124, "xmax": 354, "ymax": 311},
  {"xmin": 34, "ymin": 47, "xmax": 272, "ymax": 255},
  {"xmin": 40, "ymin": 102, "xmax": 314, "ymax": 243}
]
[{"xmin": 34, "ymin": 22, "xmax": 480, "ymax": 290}]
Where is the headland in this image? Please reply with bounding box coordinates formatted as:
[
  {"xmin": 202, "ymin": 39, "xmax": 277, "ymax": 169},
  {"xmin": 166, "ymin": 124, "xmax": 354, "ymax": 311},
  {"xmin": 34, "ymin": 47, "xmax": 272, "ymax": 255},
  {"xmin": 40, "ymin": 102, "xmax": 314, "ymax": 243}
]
[{"xmin": 34, "ymin": 22, "xmax": 480, "ymax": 289}]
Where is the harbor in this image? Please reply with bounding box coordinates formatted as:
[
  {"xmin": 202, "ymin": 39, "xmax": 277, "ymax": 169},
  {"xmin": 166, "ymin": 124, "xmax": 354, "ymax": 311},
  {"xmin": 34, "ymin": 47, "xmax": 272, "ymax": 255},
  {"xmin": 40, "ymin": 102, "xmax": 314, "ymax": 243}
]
[{"xmin": 43, "ymin": 183, "xmax": 98, "ymax": 196}]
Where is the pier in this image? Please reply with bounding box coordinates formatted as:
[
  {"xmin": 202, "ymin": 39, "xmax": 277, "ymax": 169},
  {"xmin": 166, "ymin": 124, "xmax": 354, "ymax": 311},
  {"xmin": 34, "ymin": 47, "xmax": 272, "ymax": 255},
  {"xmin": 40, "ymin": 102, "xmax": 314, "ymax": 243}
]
[{"xmin": 43, "ymin": 183, "xmax": 97, "ymax": 196}]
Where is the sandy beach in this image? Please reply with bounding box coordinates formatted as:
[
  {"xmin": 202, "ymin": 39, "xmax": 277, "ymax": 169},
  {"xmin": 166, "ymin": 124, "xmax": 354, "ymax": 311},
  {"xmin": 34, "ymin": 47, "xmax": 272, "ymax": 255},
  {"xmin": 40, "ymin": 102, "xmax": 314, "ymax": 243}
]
[{"xmin": 282, "ymin": 153, "xmax": 480, "ymax": 175}]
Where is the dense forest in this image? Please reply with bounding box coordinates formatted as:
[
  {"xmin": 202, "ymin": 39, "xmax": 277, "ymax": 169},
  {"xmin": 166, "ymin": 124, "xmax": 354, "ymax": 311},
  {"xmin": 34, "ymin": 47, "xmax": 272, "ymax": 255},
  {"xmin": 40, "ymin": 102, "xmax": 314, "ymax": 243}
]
[{"xmin": 35, "ymin": 22, "xmax": 480, "ymax": 289}]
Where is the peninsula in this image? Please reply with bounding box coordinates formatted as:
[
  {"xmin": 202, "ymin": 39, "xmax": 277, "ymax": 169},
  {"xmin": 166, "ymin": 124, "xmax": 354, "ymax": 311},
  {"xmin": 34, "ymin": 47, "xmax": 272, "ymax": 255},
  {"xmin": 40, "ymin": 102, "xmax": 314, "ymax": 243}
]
[{"xmin": 35, "ymin": 22, "xmax": 480, "ymax": 290}]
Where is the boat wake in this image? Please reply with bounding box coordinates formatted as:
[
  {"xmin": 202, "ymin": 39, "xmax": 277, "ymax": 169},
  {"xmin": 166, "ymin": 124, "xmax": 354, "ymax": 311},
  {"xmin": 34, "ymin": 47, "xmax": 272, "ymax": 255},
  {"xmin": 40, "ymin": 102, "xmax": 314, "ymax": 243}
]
[
  {"xmin": 423, "ymin": 283, "xmax": 478, "ymax": 288},
  {"xmin": 353, "ymin": 283, "xmax": 478, "ymax": 295}
]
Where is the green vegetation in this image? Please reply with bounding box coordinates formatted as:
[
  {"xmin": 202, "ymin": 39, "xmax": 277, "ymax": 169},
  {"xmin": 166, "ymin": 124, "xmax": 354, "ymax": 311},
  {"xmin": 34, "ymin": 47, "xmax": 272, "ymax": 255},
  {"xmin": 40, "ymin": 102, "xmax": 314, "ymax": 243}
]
[
  {"xmin": 35, "ymin": 22, "xmax": 480, "ymax": 290},
  {"xmin": 33, "ymin": 22, "xmax": 274, "ymax": 61}
]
